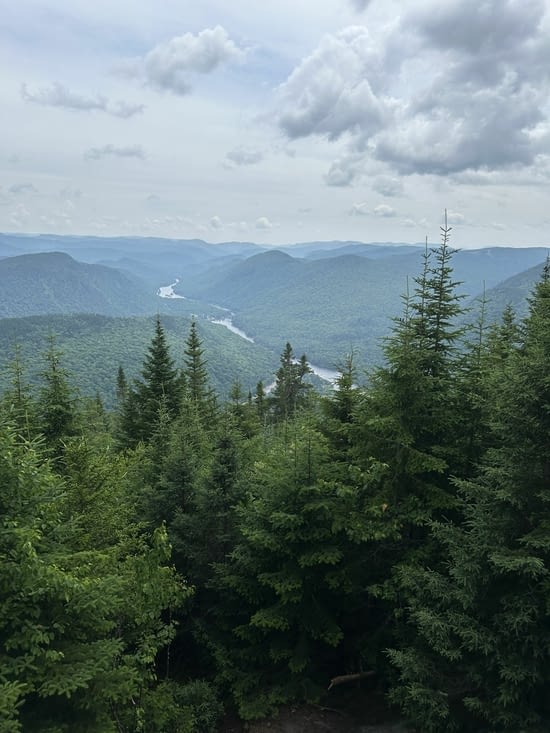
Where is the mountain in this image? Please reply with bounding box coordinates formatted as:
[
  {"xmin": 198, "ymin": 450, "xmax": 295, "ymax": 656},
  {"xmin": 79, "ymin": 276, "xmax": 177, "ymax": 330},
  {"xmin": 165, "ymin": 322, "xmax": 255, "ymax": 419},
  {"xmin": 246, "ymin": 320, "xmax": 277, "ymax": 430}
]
[
  {"xmin": 0, "ymin": 251, "xmax": 164, "ymax": 318},
  {"xmin": 475, "ymin": 261, "xmax": 547, "ymax": 322},
  {"xmin": 1, "ymin": 232, "xmax": 547, "ymax": 378},
  {"xmin": 0, "ymin": 313, "xmax": 280, "ymax": 406}
]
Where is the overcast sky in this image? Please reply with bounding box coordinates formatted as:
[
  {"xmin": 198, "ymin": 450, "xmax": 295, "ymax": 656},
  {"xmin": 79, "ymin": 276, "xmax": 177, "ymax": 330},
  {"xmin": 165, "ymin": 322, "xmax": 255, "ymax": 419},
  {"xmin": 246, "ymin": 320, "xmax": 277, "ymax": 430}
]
[{"xmin": 2, "ymin": 0, "xmax": 550, "ymax": 247}]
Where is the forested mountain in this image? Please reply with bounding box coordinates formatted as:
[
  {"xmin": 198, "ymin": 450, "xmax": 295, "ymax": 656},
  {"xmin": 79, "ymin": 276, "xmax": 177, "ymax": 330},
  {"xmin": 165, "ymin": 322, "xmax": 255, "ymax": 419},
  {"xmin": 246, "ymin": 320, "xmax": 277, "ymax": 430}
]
[
  {"xmin": 0, "ymin": 313, "xmax": 280, "ymax": 405},
  {"xmin": 0, "ymin": 232, "xmax": 546, "ymax": 388},
  {"xmin": 0, "ymin": 251, "xmax": 158, "ymax": 317},
  {"xmin": 2, "ymin": 231, "xmax": 549, "ymax": 733}
]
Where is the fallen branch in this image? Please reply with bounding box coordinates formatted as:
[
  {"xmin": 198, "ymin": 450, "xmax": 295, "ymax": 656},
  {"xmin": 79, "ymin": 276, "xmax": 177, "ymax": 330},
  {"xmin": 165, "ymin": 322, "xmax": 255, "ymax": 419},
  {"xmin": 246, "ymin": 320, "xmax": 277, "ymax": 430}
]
[{"xmin": 328, "ymin": 670, "xmax": 376, "ymax": 690}]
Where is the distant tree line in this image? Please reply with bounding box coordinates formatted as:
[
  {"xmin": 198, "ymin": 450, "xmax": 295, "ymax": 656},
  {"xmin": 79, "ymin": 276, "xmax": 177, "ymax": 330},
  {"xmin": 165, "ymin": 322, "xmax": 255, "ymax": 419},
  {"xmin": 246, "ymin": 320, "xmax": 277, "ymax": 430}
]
[{"xmin": 1, "ymin": 220, "xmax": 550, "ymax": 732}]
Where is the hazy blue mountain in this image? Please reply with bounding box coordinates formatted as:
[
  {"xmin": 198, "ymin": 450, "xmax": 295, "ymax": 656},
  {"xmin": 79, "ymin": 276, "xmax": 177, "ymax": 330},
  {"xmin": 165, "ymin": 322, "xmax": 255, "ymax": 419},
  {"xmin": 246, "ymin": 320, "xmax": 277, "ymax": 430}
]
[{"xmin": 468, "ymin": 261, "xmax": 547, "ymax": 323}]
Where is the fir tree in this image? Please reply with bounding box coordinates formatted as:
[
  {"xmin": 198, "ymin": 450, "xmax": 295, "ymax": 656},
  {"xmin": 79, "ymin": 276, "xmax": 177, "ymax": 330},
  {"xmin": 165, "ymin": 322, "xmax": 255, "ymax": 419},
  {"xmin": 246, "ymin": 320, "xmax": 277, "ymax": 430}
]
[
  {"xmin": 118, "ymin": 315, "xmax": 179, "ymax": 447},
  {"xmin": 389, "ymin": 263, "xmax": 550, "ymax": 732}
]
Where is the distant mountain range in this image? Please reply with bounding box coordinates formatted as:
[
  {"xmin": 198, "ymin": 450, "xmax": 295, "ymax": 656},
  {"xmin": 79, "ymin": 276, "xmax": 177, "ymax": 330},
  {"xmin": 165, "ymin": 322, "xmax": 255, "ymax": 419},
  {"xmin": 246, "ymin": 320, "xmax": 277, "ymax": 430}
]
[{"xmin": 0, "ymin": 232, "xmax": 547, "ymax": 382}]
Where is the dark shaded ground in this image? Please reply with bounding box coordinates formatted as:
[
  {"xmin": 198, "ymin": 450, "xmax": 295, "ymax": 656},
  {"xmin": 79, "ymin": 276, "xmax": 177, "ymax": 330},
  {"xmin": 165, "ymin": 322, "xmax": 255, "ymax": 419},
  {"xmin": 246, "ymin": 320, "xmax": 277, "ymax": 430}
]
[{"xmin": 218, "ymin": 691, "xmax": 414, "ymax": 733}]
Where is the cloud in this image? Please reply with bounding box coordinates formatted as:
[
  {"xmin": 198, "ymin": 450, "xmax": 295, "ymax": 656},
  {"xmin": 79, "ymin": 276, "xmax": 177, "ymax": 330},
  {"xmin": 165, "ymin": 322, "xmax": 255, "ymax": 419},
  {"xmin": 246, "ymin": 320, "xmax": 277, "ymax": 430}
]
[
  {"xmin": 8, "ymin": 182, "xmax": 37, "ymax": 194},
  {"xmin": 224, "ymin": 147, "xmax": 263, "ymax": 167},
  {"xmin": 349, "ymin": 0, "xmax": 373, "ymax": 10},
  {"xmin": 128, "ymin": 26, "xmax": 245, "ymax": 95},
  {"xmin": 277, "ymin": 2, "xmax": 550, "ymax": 181},
  {"xmin": 373, "ymin": 203, "xmax": 396, "ymax": 217},
  {"xmin": 276, "ymin": 26, "xmax": 388, "ymax": 141},
  {"xmin": 255, "ymin": 216, "xmax": 273, "ymax": 229},
  {"xmin": 84, "ymin": 144, "xmax": 145, "ymax": 160},
  {"xmin": 210, "ymin": 215, "xmax": 223, "ymax": 229},
  {"xmin": 325, "ymin": 153, "xmax": 365, "ymax": 186},
  {"xmin": 21, "ymin": 82, "xmax": 144, "ymax": 118},
  {"xmin": 372, "ymin": 176, "xmax": 403, "ymax": 197},
  {"xmin": 349, "ymin": 201, "xmax": 370, "ymax": 216},
  {"xmin": 349, "ymin": 202, "xmax": 397, "ymax": 217},
  {"xmin": 447, "ymin": 210, "xmax": 466, "ymax": 225}
]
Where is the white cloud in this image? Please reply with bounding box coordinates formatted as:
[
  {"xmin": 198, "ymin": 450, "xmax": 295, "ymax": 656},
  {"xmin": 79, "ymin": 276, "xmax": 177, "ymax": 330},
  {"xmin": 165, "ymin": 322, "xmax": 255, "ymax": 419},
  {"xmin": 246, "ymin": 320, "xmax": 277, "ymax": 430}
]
[
  {"xmin": 130, "ymin": 26, "xmax": 245, "ymax": 95},
  {"xmin": 372, "ymin": 175, "xmax": 403, "ymax": 197},
  {"xmin": 373, "ymin": 203, "xmax": 397, "ymax": 217},
  {"xmin": 447, "ymin": 210, "xmax": 466, "ymax": 225},
  {"xmin": 84, "ymin": 144, "xmax": 145, "ymax": 160},
  {"xmin": 350, "ymin": 202, "xmax": 396, "ymax": 217},
  {"xmin": 255, "ymin": 216, "xmax": 273, "ymax": 229},
  {"xmin": 325, "ymin": 153, "xmax": 365, "ymax": 186},
  {"xmin": 350, "ymin": 201, "xmax": 370, "ymax": 216},
  {"xmin": 276, "ymin": 26, "xmax": 388, "ymax": 142},
  {"xmin": 210, "ymin": 215, "xmax": 223, "ymax": 229},
  {"xmin": 21, "ymin": 82, "xmax": 144, "ymax": 118}
]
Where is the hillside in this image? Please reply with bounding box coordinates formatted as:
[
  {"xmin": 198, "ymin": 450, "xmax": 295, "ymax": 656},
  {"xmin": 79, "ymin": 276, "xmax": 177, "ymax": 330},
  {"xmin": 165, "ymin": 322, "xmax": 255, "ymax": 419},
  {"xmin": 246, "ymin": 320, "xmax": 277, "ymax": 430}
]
[
  {"xmin": 0, "ymin": 251, "xmax": 160, "ymax": 317},
  {"xmin": 0, "ymin": 313, "xmax": 280, "ymax": 406}
]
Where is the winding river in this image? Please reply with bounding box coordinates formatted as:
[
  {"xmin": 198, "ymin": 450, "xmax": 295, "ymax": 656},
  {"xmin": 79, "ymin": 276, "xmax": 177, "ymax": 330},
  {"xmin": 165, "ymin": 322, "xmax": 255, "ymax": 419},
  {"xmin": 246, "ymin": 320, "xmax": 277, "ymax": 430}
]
[{"xmin": 157, "ymin": 281, "xmax": 339, "ymax": 385}]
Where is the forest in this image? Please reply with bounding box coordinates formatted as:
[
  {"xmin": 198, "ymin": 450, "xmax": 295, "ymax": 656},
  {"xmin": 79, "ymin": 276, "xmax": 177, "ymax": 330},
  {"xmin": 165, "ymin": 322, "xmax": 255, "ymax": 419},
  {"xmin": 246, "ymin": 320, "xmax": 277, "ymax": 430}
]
[{"xmin": 2, "ymin": 224, "xmax": 550, "ymax": 733}]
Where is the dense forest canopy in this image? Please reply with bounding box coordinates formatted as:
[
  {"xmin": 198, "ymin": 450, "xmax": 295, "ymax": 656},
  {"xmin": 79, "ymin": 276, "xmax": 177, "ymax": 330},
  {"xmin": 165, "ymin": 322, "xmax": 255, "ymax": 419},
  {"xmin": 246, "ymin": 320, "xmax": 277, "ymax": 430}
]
[{"xmin": 1, "ymin": 227, "xmax": 550, "ymax": 732}]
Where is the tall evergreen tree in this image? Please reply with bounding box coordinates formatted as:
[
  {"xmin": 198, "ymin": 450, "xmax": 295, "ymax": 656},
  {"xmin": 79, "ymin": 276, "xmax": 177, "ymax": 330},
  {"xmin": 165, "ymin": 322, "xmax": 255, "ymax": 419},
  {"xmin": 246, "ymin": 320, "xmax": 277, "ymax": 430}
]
[
  {"xmin": 181, "ymin": 320, "xmax": 216, "ymax": 424},
  {"xmin": 36, "ymin": 336, "xmax": 77, "ymax": 457},
  {"xmin": 270, "ymin": 343, "xmax": 312, "ymax": 422},
  {"xmin": 118, "ymin": 315, "xmax": 179, "ymax": 447},
  {"xmin": 389, "ymin": 263, "xmax": 550, "ymax": 732}
]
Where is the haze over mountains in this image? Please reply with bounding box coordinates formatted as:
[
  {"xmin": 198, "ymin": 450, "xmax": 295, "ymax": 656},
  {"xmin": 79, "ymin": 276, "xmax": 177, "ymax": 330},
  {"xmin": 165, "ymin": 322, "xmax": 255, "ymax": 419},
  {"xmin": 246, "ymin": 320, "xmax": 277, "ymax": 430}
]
[{"xmin": 0, "ymin": 231, "xmax": 547, "ymax": 399}]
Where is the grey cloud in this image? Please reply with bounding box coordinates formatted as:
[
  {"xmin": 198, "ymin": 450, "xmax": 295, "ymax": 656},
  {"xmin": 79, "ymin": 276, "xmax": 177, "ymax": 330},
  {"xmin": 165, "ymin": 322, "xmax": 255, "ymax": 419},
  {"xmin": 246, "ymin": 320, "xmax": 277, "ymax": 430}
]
[
  {"xmin": 349, "ymin": 202, "xmax": 370, "ymax": 215},
  {"xmin": 372, "ymin": 0, "xmax": 550, "ymax": 174},
  {"xmin": 375, "ymin": 72, "xmax": 545, "ymax": 175},
  {"xmin": 8, "ymin": 182, "xmax": 37, "ymax": 194},
  {"xmin": 325, "ymin": 154, "xmax": 364, "ymax": 186},
  {"xmin": 372, "ymin": 176, "xmax": 403, "ymax": 197},
  {"xmin": 278, "ymin": 2, "xmax": 550, "ymax": 181},
  {"xmin": 276, "ymin": 26, "xmax": 388, "ymax": 141},
  {"xmin": 21, "ymin": 82, "xmax": 144, "ymax": 118},
  {"xmin": 349, "ymin": 0, "xmax": 372, "ymax": 10},
  {"xmin": 133, "ymin": 26, "xmax": 244, "ymax": 95},
  {"xmin": 84, "ymin": 144, "xmax": 145, "ymax": 160},
  {"xmin": 225, "ymin": 147, "xmax": 263, "ymax": 167}
]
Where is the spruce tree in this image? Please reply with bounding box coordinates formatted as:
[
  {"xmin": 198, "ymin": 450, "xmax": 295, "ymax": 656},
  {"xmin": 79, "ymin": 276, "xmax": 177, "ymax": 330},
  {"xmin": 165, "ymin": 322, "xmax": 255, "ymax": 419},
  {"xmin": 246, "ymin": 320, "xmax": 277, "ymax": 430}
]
[
  {"xmin": 389, "ymin": 263, "xmax": 550, "ymax": 732},
  {"xmin": 36, "ymin": 336, "xmax": 77, "ymax": 457},
  {"xmin": 118, "ymin": 315, "xmax": 179, "ymax": 447},
  {"xmin": 181, "ymin": 320, "xmax": 216, "ymax": 425},
  {"xmin": 270, "ymin": 342, "xmax": 312, "ymax": 422}
]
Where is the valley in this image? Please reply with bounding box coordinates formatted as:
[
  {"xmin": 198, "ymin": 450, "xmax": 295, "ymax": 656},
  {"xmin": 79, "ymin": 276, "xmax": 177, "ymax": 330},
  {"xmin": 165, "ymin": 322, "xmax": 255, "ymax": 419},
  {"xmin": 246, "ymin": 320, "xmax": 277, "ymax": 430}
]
[{"xmin": 0, "ymin": 232, "xmax": 547, "ymax": 403}]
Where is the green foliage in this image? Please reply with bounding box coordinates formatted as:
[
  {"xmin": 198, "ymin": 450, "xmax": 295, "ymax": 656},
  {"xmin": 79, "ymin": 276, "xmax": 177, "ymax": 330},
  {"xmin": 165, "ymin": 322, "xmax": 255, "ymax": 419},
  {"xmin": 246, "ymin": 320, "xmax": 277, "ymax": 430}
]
[
  {"xmin": 0, "ymin": 418, "xmax": 188, "ymax": 733},
  {"xmin": 389, "ymin": 264, "xmax": 550, "ymax": 732}
]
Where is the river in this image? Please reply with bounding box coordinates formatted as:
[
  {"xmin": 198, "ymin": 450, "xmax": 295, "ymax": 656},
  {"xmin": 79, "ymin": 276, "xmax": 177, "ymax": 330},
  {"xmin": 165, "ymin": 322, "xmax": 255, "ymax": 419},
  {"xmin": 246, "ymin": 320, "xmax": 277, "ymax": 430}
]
[
  {"xmin": 157, "ymin": 281, "xmax": 339, "ymax": 385},
  {"xmin": 157, "ymin": 279, "xmax": 185, "ymax": 298}
]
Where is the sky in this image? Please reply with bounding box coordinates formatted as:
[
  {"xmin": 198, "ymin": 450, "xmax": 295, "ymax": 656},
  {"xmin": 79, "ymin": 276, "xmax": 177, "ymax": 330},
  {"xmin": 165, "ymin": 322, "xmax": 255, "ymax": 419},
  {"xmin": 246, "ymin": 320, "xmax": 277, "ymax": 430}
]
[{"xmin": 2, "ymin": 0, "xmax": 550, "ymax": 248}]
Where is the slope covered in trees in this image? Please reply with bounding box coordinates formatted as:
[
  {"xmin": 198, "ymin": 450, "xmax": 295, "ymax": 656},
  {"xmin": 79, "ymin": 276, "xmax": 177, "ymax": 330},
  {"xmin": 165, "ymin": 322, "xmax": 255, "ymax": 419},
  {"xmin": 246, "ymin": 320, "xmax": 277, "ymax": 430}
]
[{"xmin": 1, "ymin": 227, "xmax": 549, "ymax": 732}]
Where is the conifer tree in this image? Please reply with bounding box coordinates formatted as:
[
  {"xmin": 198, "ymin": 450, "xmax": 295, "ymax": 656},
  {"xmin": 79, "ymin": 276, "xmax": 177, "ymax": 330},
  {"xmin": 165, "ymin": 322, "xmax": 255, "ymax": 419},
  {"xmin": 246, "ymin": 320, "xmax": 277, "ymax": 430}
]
[
  {"xmin": 36, "ymin": 335, "xmax": 77, "ymax": 457},
  {"xmin": 0, "ymin": 418, "xmax": 186, "ymax": 733},
  {"xmin": 118, "ymin": 315, "xmax": 179, "ymax": 447},
  {"xmin": 181, "ymin": 320, "xmax": 216, "ymax": 424},
  {"xmin": 389, "ymin": 263, "xmax": 550, "ymax": 732},
  {"xmin": 1, "ymin": 344, "xmax": 35, "ymax": 441},
  {"xmin": 270, "ymin": 342, "xmax": 312, "ymax": 422}
]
